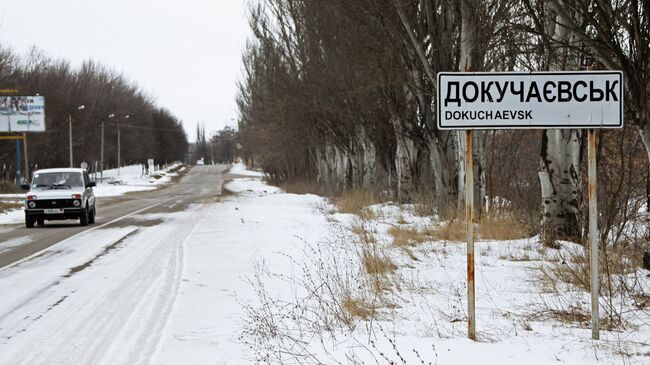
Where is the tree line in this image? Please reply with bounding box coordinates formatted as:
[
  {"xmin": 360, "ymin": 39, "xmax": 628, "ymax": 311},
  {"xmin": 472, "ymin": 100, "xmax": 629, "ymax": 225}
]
[
  {"xmin": 237, "ymin": 0, "xmax": 649, "ymax": 252},
  {"xmin": 0, "ymin": 45, "xmax": 188, "ymax": 182}
]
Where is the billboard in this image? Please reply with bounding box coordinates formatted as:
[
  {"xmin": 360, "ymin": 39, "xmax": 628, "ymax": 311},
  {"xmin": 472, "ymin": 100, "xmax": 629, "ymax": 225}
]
[
  {"xmin": 0, "ymin": 96, "xmax": 46, "ymax": 132},
  {"xmin": 437, "ymin": 71, "xmax": 623, "ymax": 130}
]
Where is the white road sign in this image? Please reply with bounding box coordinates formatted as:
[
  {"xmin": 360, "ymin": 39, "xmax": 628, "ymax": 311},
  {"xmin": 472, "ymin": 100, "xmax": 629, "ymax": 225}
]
[
  {"xmin": 437, "ymin": 71, "xmax": 623, "ymax": 130},
  {"xmin": 0, "ymin": 96, "xmax": 46, "ymax": 132}
]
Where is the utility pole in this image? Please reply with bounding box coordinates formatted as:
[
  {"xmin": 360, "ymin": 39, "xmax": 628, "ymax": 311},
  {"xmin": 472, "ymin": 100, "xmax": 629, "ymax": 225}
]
[
  {"xmin": 108, "ymin": 113, "xmax": 116, "ymax": 176},
  {"xmin": 23, "ymin": 132, "xmax": 28, "ymax": 182},
  {"xmin": 69, "ymin": 105, "xmax": 85, "ymax": 168},
  {"xmin": 100, "ymin": 121, "xmax": 104, "ymax": 181},
  {"xmin": 117, "ymin": 122, "xmax": 121, "ymax": 177},
  {"xmin": 15, "ymin": 139, "xmax": 21, "ymax": 188},
  {"xmin": 118, "ymin": 114, "xmax": 130, "ymax": 177},
  {"xmin": 69, "ymin": 114, "xmax": 73, "ymax": 168}
]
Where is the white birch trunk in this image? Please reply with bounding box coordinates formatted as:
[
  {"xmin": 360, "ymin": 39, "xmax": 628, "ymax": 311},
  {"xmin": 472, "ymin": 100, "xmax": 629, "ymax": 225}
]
[
  {"xmin": 392, "ymin": 118, "xmax": 417, "ymax": 200},
  {"xmin": 429, "ymin": 130, "xmax": 459, "ymax": 213},
  {"xmin": 539, "ymin": 1, "xmax": 582, "ymax": 242},
  {"xmin": 457, "ymin": 0, "xmax": 487, "ymax": 216}
]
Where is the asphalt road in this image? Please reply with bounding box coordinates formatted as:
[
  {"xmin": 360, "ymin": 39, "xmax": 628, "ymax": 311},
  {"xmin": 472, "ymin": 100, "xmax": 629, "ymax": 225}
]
[{"xmin": 0, "ymin": 165, "xmax": 228, "ymax": 269}]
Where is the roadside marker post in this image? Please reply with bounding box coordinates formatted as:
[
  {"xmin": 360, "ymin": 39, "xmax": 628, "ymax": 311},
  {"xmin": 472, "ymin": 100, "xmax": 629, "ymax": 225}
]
[{"xmin": 437, "ymin": 71, "xmax": 623, "ymax": 341}]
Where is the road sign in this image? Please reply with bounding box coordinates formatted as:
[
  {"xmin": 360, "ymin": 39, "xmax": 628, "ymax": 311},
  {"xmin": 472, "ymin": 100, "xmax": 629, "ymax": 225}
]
[
  {"xmin": 437, "ymin": 70, "xmax": 622, "ymax": 341},
  {"xmin": 0, "ymin": 96, "xmax": 46, "ymax": 132},
  {"xmin": 437, "ymin": 71, "xmax": 623, "ymax": 130}
]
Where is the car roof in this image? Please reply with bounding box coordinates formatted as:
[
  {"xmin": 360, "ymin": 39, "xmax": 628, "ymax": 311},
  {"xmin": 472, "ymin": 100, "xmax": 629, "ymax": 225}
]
[{"xmin": 34, "ymin": 168, "xmax": 86, "ymax": 174}]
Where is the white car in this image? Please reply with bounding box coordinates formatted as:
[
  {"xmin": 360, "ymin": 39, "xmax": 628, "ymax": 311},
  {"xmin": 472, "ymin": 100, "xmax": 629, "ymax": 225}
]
[{"xmin": 22, "ymin": 168, "xmax": 97, "ymax": 228}]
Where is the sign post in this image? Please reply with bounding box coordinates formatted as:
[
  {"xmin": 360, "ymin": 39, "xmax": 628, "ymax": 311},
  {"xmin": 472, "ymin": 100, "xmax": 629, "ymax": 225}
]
[
  {"xmin": 437, "ymin": 71, "xmax": 623, "ymax": 341},
  {"xmin": 588, "ymin": 129, "xmax": 599, "ymax": 339},
  {"xmin": 465, "ymin": 130, "xmax": 476, "ymax": 340},
  {"xmin": 0, "ymin": 96, "xmax": 46, "ymax": 188}
]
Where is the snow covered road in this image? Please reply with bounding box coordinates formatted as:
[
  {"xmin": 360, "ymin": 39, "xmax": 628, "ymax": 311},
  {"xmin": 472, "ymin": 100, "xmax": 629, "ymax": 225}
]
[
  {"xmin": 0, "ymin": 165, "xmax": 228, "ymax": 363},
  {"xmin": 0, "ymin": 164, "xmax": 331, "ymax": 364}
]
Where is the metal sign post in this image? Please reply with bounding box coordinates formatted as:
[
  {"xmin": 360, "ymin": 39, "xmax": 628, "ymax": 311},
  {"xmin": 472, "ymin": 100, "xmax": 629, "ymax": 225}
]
[
  {"xmin": 15, "ymin": 138, "xmax": 21, "ymax": 188},
  {"xmin": 0, "ymin": 134, "xmax": 26, "ymax": 189},
  {"xmin": 465, "ymin": 130, "xmax": 476, "ymax": 340},
  {"xmin": 436, "ymin": 71, "xmax": 623, "ymax": 341},
  {"xmin": 588, "ymin": 129, "xmax": 599, "ymax": 339}
]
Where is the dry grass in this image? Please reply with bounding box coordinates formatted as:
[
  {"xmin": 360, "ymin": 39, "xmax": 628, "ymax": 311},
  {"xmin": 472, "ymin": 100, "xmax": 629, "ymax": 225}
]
[
  {"xmin": 527, "ymin": 307, "xmax": 590, "ymax": 326},
  {"xmin": 388, "ymin": 226, "xmax": 430, "ymax": 247},
  {"xmin": 334, "ymin": 189, "xmax": 379, "ymax": 216},
  {"xmin": 0, "ymin": 201, "xmax": 22, "ymax": 214},
  {"xmin": 278, "ymin": 179, "xmax": 330, "ymax": 196},
  {"xmin": 362, "ymin": 249, "xmax": 397, "ymax": 275},
  {"xmin": 418, "ymin": 215, "xmax": 529, "ymax": 243},
  {"xmin": 429, "ymin": 220, "xmax": 468, "ymax": 242},
  {"xmin": 478, "ymin": 215, "xmax": 530, "ymax": 240},
  {"xmin": 350, "ymin": 223, "xmax": 377, "ymax": 244},
  {"xmin": 0, "ymin": 181, "xmax": 19, "ymax": 194},
  {"xmin": 340, "ymin": 295, "xmax": 377, "ymax": 323},
  {"xmin": 499, "ymin": 252, "xmax": 533, "ymax": 262}
]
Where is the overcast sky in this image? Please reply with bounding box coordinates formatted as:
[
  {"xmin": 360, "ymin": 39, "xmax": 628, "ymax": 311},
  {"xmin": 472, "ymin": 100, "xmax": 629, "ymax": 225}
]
[{"xmin": 0, "ymin": 0, "xmax": 250, "ymax": 141}]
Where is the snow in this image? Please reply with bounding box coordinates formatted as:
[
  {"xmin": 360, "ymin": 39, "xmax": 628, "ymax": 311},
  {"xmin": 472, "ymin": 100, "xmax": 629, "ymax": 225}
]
[
  {"xmin": 224, "ymin": 177, "xmax": 281, "ymax": 195},
  {"xmin": 228, "ymin": 162, "xmax": 265, "ymax": 177},
  {"xmin": 0, "ymin": 207, "xmax": 24, "ymax": 225},
  {"xmin": 94, "ymin": 163, "xmax": 182, "ymax": 198},
  {"xmin": 154, "ymin": 179, "xmax": 328, "ymax": 363},
  {"xmin": 0, "ymin": 164, "xmax": 331, "ymax": 364},
  {"xmin": 0, "ymin": 163, "xmax": 648, "ymax": 364}
]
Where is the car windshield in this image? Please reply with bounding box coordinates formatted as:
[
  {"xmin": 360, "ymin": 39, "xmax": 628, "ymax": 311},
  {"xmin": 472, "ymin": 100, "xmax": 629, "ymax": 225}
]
[{"xmin": 31, "ymin": 172, "xmax": 84, "ymax": 190}]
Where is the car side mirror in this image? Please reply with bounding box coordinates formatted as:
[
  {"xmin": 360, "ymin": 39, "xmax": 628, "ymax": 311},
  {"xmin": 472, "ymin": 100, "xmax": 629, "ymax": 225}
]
[
  {"xmin": 87, "ymin": 182, "xmax": 96, "ymax": 188},
  {"xmin": 20, "ymin": 184, "xmax": 30, "ymax": 190}
]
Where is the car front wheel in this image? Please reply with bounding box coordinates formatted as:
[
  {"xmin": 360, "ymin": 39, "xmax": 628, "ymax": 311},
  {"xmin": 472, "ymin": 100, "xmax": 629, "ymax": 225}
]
[
  {"xmin": 80, "ymin": 207, "xmax": 89, "ymax": 226},
  {"xmin": 89, "ymin": 205, "xmax": 96, "ymax": 224},
  {"xmin": 25, "ymin": 215, "xmax": 35, "ymax": 229}
]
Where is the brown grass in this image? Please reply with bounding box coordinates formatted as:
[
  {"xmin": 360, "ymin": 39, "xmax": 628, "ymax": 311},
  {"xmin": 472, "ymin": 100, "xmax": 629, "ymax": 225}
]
[
  {"xmin": 421, "ymin": 215, "xmax": 529, "ymax": 243},
  {"xmin": 0, "ymin": 181, "xmax": 19, "ymax": 194},
  {"xmin": 334, "ymin": 189, "xmax": 378, "ymax": 216},
  {"xmin": 0, "ymin": 201, "xmax": 22, "ymax": 214},
  {"xmin": 429, "ymin": 220, "xmax": 468, "ymax": 242},
  {"xmin": 278, "ymin": 179, "xmax": 330, "ymax": 196},
  {"xmin": 340, "ymin": 295, "xmax": 377, "ymax": 322},
  {"xmin": 362, "ymin": 249, "xmax": 397, "ymax": 275},
  {"xmin": 350, "ymin": 223, "xmax": 377, "ymax": 244},
  {"xmin": 388, "ymin": 226, "xmax": 430, "ymax": 247},
  {"xmin": 478, "ymin": 215, "xmax": 529, "ymax": 240}
]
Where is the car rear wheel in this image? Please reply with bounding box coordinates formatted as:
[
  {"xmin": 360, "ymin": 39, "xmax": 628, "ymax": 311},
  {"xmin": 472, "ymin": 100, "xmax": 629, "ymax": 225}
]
[
  {"xmin": 25, "ymin": 215, "xmax": 35, "ymax": 229},
  {"xmin": 80, "ymin": 207, "xmax": 89, "ymax": 226}
]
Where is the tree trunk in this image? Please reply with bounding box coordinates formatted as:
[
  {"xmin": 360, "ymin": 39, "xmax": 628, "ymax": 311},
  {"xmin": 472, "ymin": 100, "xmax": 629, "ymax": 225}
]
[
  {"xmin": 429, "ymin": 129, "xmax": 460, "ymax": 215},
  {"xmin": 637, "ymin": 122, "xmax": 650, "ymax": 270},
  {"xmin": 539, "ymin": 130, "xmax": 581, "ymax": 242},
  {"xmin": 458, "ymin": 0, "xmax": 487, "ymax": 217},
  {"xmin": 392, "ymin": 119, "xmax": 417, "ymax": 201},
  {"xmin": 539, "ymin": 0, "xmax": 582, "ymax": 244}
]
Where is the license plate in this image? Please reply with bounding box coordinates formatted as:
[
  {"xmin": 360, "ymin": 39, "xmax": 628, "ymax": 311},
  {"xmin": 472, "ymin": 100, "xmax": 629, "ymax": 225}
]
[{"xmin": 44, "ymin": 208, "xmax": 64, "ymax": 214}]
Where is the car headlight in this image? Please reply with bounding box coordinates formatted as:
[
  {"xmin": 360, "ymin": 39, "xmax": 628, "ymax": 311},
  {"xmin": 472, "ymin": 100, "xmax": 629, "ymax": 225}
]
[
  {"xmin": 73, "ymin": 200, "xmax": 81, "ymax": 207},
  {"xmin": 28, "ymin": 201, "xmax": 36, "ymax": 208}
]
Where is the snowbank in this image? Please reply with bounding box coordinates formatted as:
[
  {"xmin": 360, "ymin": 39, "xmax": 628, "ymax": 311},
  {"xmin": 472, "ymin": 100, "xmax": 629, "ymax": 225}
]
[{"xmin": 228, "ymin": 162, "xmax": 264, "ymax": 177}]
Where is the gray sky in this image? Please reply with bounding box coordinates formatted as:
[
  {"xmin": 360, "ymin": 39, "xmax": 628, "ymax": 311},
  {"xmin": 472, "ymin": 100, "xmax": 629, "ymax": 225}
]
[{"xmin": 0, "ymin": 0, "xmax": 250, "ymax": 141}]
